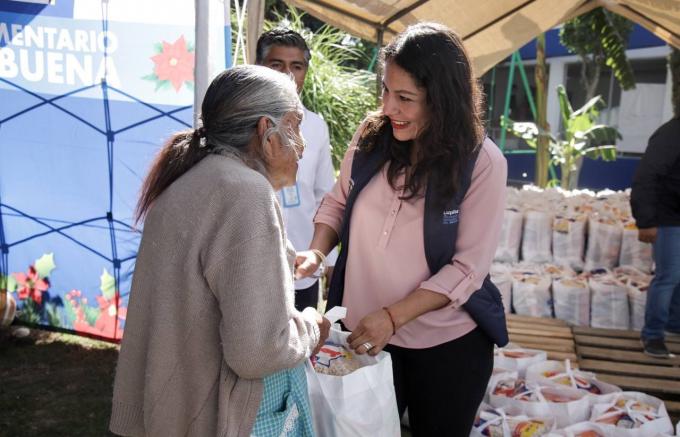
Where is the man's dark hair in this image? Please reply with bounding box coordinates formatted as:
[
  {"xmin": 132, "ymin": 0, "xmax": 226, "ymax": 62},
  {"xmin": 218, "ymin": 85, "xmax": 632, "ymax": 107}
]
[{"xmin": 256, "ymin": 28, "xmax": 311, "ymax": 65}]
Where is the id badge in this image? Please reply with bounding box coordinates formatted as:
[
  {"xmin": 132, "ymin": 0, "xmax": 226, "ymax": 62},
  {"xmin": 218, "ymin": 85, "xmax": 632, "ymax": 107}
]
[{"xmin": 281, "ymin": 183, "xmax": 301, "ymax": 207}]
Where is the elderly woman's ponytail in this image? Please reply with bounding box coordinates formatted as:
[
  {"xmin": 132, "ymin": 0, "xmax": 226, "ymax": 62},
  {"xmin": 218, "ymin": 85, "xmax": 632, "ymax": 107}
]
[
  {"xmin": 135, "ymin": 65, "xmax": 300, "ymax": 222},
  {"xmin": 135, "ymin": 128, "xmax": 208, "ymax": 222}
]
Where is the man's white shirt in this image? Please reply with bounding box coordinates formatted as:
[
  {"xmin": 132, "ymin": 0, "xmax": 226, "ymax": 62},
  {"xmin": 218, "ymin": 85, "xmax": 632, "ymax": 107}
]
[{"xmin": 279, "ymin": 106, "xmax": 337, "ymax": 290}]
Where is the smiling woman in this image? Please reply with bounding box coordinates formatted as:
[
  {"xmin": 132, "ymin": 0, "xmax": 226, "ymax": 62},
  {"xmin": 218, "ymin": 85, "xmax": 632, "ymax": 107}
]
[{"xmin": 296, "ymin": 22, "xmax": 509, "ymax": 435}]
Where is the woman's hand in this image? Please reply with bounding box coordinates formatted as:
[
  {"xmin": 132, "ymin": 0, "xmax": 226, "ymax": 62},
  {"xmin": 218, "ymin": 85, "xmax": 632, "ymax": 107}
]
[
  {"xmin": 347, "ymin": 309, "xmax": 394, "ymax": 356},
  {"xmin": 313, "ymin": 314, "xmax": 331, "ymax": 357},
  {"xmin": 294, "ymin": 250, "xmax": 321, "ymax": 280}
]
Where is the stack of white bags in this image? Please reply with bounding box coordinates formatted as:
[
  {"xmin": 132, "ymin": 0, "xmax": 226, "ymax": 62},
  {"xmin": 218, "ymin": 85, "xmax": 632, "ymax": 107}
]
[
  {"xmin": 472, "ymin": 345, "xmax": 677, "ymax": 436},
  {"xmin": 492, "ymin": 186, "xmax": 654, "ymax": 330}
]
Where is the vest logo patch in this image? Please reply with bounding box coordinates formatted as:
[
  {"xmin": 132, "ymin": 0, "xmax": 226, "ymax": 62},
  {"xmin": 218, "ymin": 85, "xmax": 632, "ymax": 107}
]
[{"xmin": 442, "ymin": 209, "xmax": 459, "ymax": 225}]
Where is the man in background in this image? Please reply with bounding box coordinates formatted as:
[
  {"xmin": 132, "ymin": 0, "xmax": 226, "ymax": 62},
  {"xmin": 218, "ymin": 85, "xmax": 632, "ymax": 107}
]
[
  {"xmin": 256, "ymin": 28, "xmax": 337, "ymax": 311},
  {"xmin": 631, "ymin": 63, "xmax": 680, "ymax": 358}
]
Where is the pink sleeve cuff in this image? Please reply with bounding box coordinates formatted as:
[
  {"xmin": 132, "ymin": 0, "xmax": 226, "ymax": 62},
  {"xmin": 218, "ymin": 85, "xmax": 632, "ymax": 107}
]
[{"xmin": 419, "ymin": 262, "xmax": 480, "ymax": 308}]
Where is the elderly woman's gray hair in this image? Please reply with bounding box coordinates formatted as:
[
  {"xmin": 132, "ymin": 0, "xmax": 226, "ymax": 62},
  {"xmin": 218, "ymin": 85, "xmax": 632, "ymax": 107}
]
[{"xmin": 135, "ymin": 65, "xmax": 302, "ymax": 221}]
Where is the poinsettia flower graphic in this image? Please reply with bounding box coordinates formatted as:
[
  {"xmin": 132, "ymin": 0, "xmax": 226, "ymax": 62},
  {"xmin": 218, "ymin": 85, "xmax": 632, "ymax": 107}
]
[
  {"xmin": 14, "ymin": 266, "xmax": 49, "ymax": 305},
  {"xmin": 94, "ymin": 292, "xmax": 127, "ymax": 338},
  {"xmin": 66, "ymin": 289, "xmax": 126, "ymax": 339},
  {"xmin": 151, "ymin": 35, "xmax": 195, "ymax": 91}
]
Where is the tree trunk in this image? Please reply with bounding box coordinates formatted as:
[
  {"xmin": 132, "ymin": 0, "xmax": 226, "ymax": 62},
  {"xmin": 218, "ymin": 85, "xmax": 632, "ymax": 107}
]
[{"xmin": 535, "ymin": 33, "xmax": 550, "ymax": 188}]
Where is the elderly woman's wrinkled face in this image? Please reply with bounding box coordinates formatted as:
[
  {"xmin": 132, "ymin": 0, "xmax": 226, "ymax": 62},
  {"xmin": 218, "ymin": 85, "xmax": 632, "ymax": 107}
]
[{"xmin": 264, "ymin": 110, "xmax": 305, "ymax": 190}]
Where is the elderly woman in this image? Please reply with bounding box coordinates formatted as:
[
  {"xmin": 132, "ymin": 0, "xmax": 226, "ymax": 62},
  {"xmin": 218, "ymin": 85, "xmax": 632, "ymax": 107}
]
[{"xmin": 109, "ymin": 65, "xmax": 330, "ymax": 437}]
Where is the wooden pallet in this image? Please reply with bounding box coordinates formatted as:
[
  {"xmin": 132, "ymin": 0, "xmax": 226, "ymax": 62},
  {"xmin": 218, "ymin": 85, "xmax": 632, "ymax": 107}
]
[
  {"xmin": 572, "ymin": 326, "xmax": 680, "ymax": 420},
  {"xmin": 504, "ymin": 316, "xmax": 680, "ymax": 420},
  {"xmin": 506, "ymin": 314, "xmax": 578, "ymax": 363}
]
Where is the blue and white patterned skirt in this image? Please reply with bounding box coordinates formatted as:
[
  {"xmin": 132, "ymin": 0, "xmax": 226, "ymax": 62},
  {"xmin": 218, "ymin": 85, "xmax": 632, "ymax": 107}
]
[{"xmin": 250, "ymin": 363, "xmax": 315, "ymax": 437}]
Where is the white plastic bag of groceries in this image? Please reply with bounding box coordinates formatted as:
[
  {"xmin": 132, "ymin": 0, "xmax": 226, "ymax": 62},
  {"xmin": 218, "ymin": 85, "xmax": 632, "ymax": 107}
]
[
  {"xmin": 552, "ymin": 215, "xmax": 587, "ymax": 271},
  {"xmin": 589, "ymin": 391, "xmax": 673, "ymax": 436},
  {"xmin": 584, "ymin": 218, "xmax": 623, "ymax": 271},
  {"xmin": 495, "ymin": 208, "xmax": 524, "ymax": 263},
  {"xmin": 619, "ymin": 224, "xmax": 654, "ymax": 274},
  {"xmin": 305, "ymin": 327, "xmax": 400, "ymax": 437},
  {"xmin": 522, "ymin": 210, "xmax": 553, "ymax": 263}
]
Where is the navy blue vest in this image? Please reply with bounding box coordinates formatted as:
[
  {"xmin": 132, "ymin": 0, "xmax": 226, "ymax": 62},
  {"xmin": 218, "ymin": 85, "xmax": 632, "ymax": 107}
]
[{"xmin": 326, "ymin": 139, "xmax": 509, "ymax": 347}]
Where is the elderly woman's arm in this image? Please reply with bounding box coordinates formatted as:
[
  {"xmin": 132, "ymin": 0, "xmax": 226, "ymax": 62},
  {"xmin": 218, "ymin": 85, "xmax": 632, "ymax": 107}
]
[{"xmin": 203, "ymin": 192, "xmax": 323, "ymax": 380}]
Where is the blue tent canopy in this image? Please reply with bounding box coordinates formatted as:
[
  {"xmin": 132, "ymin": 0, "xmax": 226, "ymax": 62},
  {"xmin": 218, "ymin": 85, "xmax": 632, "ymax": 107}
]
[{"xmin": 0, "ymin": 0, "xmax": 212, "ymax": 340}]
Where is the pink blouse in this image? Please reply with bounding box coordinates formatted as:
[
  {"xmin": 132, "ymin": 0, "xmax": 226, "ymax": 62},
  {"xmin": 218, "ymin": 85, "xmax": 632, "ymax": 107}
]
[{"xmin": 314, "ymin": 132, "xmax": 507, "ymax": 349}]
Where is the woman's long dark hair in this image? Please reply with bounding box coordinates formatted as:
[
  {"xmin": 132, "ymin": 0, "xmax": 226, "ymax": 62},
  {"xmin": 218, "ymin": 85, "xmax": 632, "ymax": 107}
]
[
  {"xmin": 359, "ymin": 22, "xmax": 485, "ymax": 204},
  {"xmin": 135, "ymin": 65, "xmax": 300, "ymax": 222}
]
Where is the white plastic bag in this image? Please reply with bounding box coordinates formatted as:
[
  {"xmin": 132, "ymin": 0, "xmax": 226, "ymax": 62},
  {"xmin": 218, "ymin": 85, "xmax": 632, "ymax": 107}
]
[
  {"xmin": 494, "ymin": 345, "xmax": 547, "ymax": 378},
  {"xmin": 305, "ymin": 328, "xmax": 400, "ymax": 437},
  {"xmin": 471, "ymin": 403, "xmax": 555, "ymax": 436},
  {"xmin": 512, "ymin": 273, "xmax": 552, "ymax": 318},
  {"xmin": 491, "ymin": 263, "xmax": 513, "ymax": 314},
  {"xmin": 525, "ymin": 360, "xmax": 621, "ymax": 401},
  {"xmin": 584, "ymin": 218, "xmax": 623, "ymax": 271},
  {"xmin": 486, "ymin": 367, "xmax": 519, "ymax": 403},
  {"xmin": 495, "ymin": 209, "xmax": 524, "ymax": 263},
  {"xmin": 489, "ymin": 379, "xmax": 591, "ymax": 428},
  {"xmin": 552, "ymin": 278, "xmax": 590, "ymax": 327},
  {"xmin": 547, "ymin": 422, "xmax": 610, "ymax": 436},
  {"xmin": 624, "ymin": 276, "xmax": 650, "ymax": 332},
  {"xmin": 552, "ymin": 216, "xmax": 586, "ymax": 272},
  {"xmin": 619, "ymin": 225, "xmax": 653, "ymax": 274},
  {"xmin": 589, "ymin": 392, "xmax": 673, "ymax": 436},
  {"xmin": 589, "ymin": 275, "xmax": 630, "ymax": 330},
  {"xmin": 522, "ymin": 210, "xmax": 553, "ymax": 263}
]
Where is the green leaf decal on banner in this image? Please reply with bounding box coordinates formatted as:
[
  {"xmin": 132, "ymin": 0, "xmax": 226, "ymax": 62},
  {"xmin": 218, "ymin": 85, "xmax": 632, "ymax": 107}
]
[{"xmin": 34, "ymin": 253, "xmax": 56, "ymax": 279}]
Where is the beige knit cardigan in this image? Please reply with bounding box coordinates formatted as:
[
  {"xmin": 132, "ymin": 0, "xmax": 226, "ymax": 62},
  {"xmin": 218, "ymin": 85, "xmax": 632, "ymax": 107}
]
[{"xmin": 109, "ymin": 154, "xmax": 320, "ymax": 436}]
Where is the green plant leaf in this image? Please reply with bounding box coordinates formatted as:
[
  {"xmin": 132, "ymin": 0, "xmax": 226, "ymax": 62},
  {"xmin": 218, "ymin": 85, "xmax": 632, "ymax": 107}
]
[
  {"xmin": 154, "ymin": 42, "xmax": 164, "ymax": 54},
  {"xmin": 100, "ymin": 269, "xmax": 116, "ymax": 300},
  {"xmin": 557, "ymin": 85, "xmax": 573, "ymax": 128},
  {"xmin": 572, "ymin": 94, "xmax": 604, "ymax": 118},
  {"xmin": 142, "ymin": 73, "xmax": 158, "ymax": 81},
  {"xmin": 34, "ymin": 253, "xmax": 56, "ymax": 279}
]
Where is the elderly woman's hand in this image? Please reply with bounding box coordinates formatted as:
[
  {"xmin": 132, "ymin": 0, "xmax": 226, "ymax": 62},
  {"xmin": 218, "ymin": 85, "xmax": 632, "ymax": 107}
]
[
  {"xmin": 347, "ymin": 309, "xmax": 394, "ymax": 356},
  {"xmin": 294, "ymin": 250, "xmax": 322, "ymax": 280},
  {"xmin": 313, "ymin": 314, "xmax": 331, "ymax": 357}
]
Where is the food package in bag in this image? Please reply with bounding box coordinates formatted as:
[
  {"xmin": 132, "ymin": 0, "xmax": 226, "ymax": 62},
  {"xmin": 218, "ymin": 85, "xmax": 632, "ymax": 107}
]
[
  {"xmin": 525, "ymin": 360, "xmax": 621, "ymax": 401},
  {"xmin": 495, "ymin": 208, "xmax": 524, "ymax": 263},
  {"xmin": 552, "ymin": 215, "xmax": 587, "ymax": 272},
  {"xmin": 512, "ymin": 272, "xmax": 552, "ymax": 318},
  {"xmin": 614, "ymin": 267, "xmax": 652, "ymax": 331},
  {"xmin": 494, "ymin": 345, "xmax": 547, "ymax": 378},
  {"xmin": 542, "ymin": 264, "xmax": 577, "ymax": 280},
  {"xmin": 491, "ymin": 263, "xmax": 513, "ymax": 314},
  {"xmin": 486, "ymin": 367, "xmax": 519, "ymax": 403},
  {"xmin": 584, "ymin": 218, "xmax": 623, "ymax": 271},
  {"xmin": 589, "ymin": 274, "xmax": 630, "ymax": 330},
  {"xmin": 590, "ymin": 391, "xmax": 673, "ymax": 436},
  {"xmin": 306, "ymin": 310, "xmax": 400, "ymax": 437},
  {"xmin": 619, "ymin": 223, "xmax": 653, "ymax": 274},
  {"xmin": 552, "ymin": 277, "xmax": 590, "ymax": 326},
  {"xmin": 471, "ymin": 403, "xmax": 555, "ymax": 437},
  {"xmin": 546, "ymin": 421, "xmax": 610, "ymax": 436},
  {"xmin": 522, "ymin": 210, "xmax": 553, "ymax": 263},
  {"xmin": 489, "ymin": 378, "xmax": 591, "ymax": 428}
]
